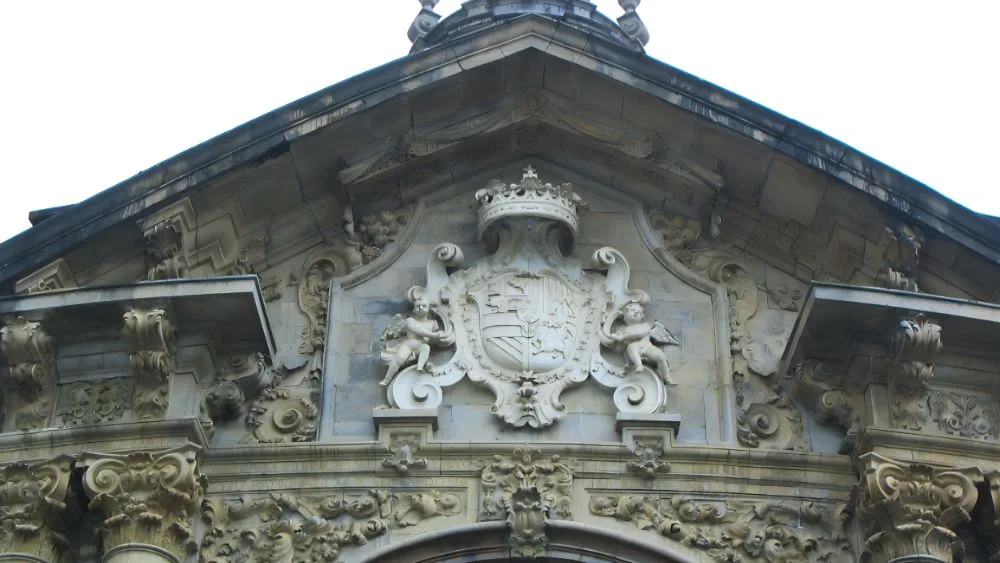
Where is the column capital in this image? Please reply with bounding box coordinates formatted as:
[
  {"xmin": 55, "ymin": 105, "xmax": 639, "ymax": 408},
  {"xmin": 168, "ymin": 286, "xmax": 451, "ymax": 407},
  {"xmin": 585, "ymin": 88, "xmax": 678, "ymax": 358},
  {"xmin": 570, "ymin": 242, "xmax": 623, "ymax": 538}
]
[{"xmin": 0, "ymin": 455, "xmax": 73, "ymax": 562}]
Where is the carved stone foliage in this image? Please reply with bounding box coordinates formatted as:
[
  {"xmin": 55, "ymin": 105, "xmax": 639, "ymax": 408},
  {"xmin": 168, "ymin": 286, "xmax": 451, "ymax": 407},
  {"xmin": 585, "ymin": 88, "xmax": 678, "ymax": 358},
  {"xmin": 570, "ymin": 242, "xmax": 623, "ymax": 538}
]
[
  {"xmin": 385, "ymin": 167, "xmax": 682, "ymax": 428},
  {"xmin": 737, "ymin": 384, "xmax": 807, "ymax": 451},
  {"xmin": 201, "ymin": 489, "xmax": 463, "ymax": 563},
  {"xmin": 791, "ymin": 360, "xmax": 862, "ymax": 451},
  {"xmin": 589, "ymin": 495, "xmax": 853, "ymax": 562},
  {"xmin": 296, "ymin": 245, "xmax": 361, "ymax": 371},
  {"xmin": 480, "ymin": 448, "xmax": 573, "ymax": 560},
  {"xmin": 857, "ymin": 453, "xmax": 981, "ymax": 563},
  {"xmin": 877, "ymin": 222, "xmax": 924, "ymax": 292},
  {"xmin": 243, "ymin": 368, "xmax": 319, "ymax": 444},
  {"xmin": 627, "ymin": 437, "xmax": 671, "ymax": 481},
  {"xmin": 344, "ymin": 204, "xmax": 415, "ymax": 264},
  {"xmin": 0, "ymin": 456, "xmax": 73, "ymax": 561},
  {"xmin": 886, "ymin": 313, "xmax": 941, "ymax": 431},
  {"xmin": 0, "ymin": 316, "xmax": 55, "ymax": 430},
  {"xmin": 930, "ymin": 390, "xmax": 1000, "ymax": 440},
  {"xmin": 382, "ymin": 433, "xmax": 428, "ymax": 475},
  {"xmin": 200, "ymin": 352, "xmax": 274, "ymax": 438},
  {"xmin": 145, "ymin": 218, "xmax": 187, "ymax": 280},
  {"xmin": 56, "ymin": 378, "xmax": 134, "ymax": 426},
  {"xmin": 123, "ymin": 306, "xmax": 175, "ymax": 420},
  {"xmin": 81, "ymin": 444, "xmax": 207, "ymax": 561}
]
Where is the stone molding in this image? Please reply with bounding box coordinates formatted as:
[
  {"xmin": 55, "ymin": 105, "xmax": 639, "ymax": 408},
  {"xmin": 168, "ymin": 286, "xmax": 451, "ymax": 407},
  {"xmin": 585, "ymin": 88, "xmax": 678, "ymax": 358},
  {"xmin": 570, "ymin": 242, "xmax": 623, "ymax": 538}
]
[
  {"xmin": 0, "ymin": 455, "xmax": 74, "ymax": 562},
  {"xmin": 13, "ymin": 259, "xmax": 77, "ymax": 295},
  {"xmin": 80, "ymin": 443, "xmax": 207, "ymax": 561},
  {"xmin": 857, "ymin": 452, "xmax": 981, "ymax": 563}
]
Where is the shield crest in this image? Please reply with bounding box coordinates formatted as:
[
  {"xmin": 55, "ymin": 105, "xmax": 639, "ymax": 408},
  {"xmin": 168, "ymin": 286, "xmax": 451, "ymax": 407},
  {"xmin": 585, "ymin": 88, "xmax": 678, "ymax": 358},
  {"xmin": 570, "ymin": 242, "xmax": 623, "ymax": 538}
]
[{"xmin": 465, "ymin": 271, "xmax": 587, "ymax": 378}]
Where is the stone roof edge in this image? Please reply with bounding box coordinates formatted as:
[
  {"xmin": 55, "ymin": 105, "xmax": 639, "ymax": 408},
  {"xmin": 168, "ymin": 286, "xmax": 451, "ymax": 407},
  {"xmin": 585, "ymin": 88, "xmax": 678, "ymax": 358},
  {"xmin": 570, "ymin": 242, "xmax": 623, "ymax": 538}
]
[{"xmin": 1, "ymin": 14, "xmax": 995, "ymax": 285}]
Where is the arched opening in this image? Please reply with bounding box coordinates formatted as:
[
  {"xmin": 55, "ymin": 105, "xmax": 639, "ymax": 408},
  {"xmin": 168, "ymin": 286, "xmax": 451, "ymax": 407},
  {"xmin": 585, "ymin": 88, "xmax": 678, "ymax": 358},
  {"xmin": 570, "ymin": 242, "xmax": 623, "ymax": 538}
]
[{"xmin": 363, "ymin": 521, "xmax": 697, "ymax": 563}]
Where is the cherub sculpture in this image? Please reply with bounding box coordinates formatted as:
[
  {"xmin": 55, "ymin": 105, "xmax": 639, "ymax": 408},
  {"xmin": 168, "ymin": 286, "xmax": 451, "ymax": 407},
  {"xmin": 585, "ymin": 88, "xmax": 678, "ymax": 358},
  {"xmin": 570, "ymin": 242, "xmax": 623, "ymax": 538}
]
[
  {"xmin": 609, "ymin": 302, "xmax": 679, "ymax": 385},
  {"xmin": 379, "ymin": 297, "xmax": 454, "ymax": 386}
]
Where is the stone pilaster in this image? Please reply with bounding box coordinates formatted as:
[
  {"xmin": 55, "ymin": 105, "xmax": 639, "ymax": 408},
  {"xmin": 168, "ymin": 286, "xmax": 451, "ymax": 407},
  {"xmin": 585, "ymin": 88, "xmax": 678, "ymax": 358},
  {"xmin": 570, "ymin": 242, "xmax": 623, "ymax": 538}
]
[
  {"xmin": 857, "ymin": 452, "xmax": 980, "ymax": 563},
  {"xmin": 123, "ymin": 306, "xmax": 175, "ymax": 419},
  {"xmin": 80, "ymin": 444, "xmax": 207, "ymax": 563},
  {"xmin": 0, "ymin": 456, "xmax": 73, "ymax": 563}
]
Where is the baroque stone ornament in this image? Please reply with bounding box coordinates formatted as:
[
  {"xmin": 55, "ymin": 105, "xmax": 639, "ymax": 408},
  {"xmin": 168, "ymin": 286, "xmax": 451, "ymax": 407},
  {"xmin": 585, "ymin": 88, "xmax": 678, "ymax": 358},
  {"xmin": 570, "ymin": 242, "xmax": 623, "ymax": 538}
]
[
  {"xmin": 480, "ymin": 448, "xmax": 573, "ymax": 559},
  {"xmin": 0, "ymin": 456, "xmax": 73, "ymax": 562},
  {"xmin": 201, "ymin": 489, "xmax": 462, "ymax": 563},
  {"xmin": 123, "ymin": 306, "xmax": 175, "ymax": 419},
  {"xmin": 382, "ymin": 433, "xmax": 428, "ymax": 475},
  {"xmin": 589, "ymin": 495, "xmax": 853, "ymax": 562},
  {"xmin": 930, "ymin": 390, "xmax": 1000, "ymax": 440},
  {"xmin": 736, "ymin": 384, "xmax": 807, "ymax": 451},
  {"xmin": 56, "ymin": 378, "xmax": 134, "ymax": 426},
  {"xmin": 344, "ymin": 204, "xmax": 415, "ymax": 264},
  {"xmin": 384, "ymin": 167, "xmax": 681, "ymax": 427},
  {"xmin": 81, "ymin": 444, "xmax": 208, "ymax": 561},
  {"xmin": 627, "ymin": 437, "xmax": 672, "ymax": 481},
  {"xmin": 791, "ymin": 360, "xmax": 862, "ymax": 451},
  {"xmin": 200, "ymin": 351, "xmax": 275, "ymax": 438},
  {"xmin": 877, "ymin": 222, "xmax": 924, "ymax": 292},
  {"xmin": 886, "ymin": 313, "xmax": 941, "ymax": 430},
  {"xmin": 243, "ymin": 367, "xmax": 319, "ymax": 444},
  {"xmin": 857, "ymin": 452, "xmax": 981, "ymax": 563},
  {"xmin": 0, "ymin": 316, "xmax": 55, "ymax": 430}
]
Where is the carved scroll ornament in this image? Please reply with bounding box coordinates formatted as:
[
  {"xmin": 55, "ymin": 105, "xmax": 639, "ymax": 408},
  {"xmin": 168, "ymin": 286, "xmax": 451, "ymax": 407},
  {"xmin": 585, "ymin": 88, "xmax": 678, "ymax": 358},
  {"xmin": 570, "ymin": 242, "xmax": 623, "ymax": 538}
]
[
  {"xmin": 81, "ymin": 444, "xmax": 208, "ymax": 561},
  {"xmin": 857, "ymin": 453, "xmax": 981, "ymax": 563},
  {"xmin": 123, "ymin": 306, "xmax": 175, "ymax": 419},
  {"xmin": 589, "ymin": 495, "xmax": 853, "ymax": 562},
  {"xmin": 383, "ymin": 167, "xmax": 683, "ymax": 428},
  {"xmin": 200, "ymin": 351, "xmax": 275, "ymax": 439},
  {"xmin": 0, "ymin": 316, "xmax": 55, "ymax": 430},
  {"xmin": 886, "ymin": 313, "xmax": 941, "ymax": 430},
  {"xmin": 0, "ymin": 456, "xmax": 73, "ymax": 561},
  {"xmin": 201, "ymin": 489, "xmax": 462, "ymax": 563}
]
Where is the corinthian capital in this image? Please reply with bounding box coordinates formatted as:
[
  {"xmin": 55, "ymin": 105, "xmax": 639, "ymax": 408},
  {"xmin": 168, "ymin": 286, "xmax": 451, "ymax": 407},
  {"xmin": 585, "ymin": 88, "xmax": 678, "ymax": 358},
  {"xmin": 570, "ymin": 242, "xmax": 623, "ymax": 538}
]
[
  {"xmin": 0, "ymin": 316, "xmax": 56, "ymax": 430},
  {"xmin": 81, "ymin": 444, "xmax": 207, "ymax": 561},
  {"xmin": 123, "ymin": 307, "xmax": 175, "ymax": 419},
  {"xmin": 0, "ymin": 456, "xmax": 73, "ymax": 562},
  {"xmin": 857, "ymin": 452, "xmax": 980, "ymax": 563}
]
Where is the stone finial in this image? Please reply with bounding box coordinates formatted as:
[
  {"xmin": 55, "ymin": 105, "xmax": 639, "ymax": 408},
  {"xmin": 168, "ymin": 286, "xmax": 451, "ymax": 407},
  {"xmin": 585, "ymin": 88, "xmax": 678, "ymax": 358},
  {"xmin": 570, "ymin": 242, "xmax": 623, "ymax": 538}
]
[
  {"xmin": 81, "ymin": 444, "xmax": 207, "ymax": 561},
  {"xmin": 618, "ymin": 0, "xmax": 650, "ymax": 45},
  {"xmin": 408, "ymin": 0, "xmax": 441, "ymax": 43}
]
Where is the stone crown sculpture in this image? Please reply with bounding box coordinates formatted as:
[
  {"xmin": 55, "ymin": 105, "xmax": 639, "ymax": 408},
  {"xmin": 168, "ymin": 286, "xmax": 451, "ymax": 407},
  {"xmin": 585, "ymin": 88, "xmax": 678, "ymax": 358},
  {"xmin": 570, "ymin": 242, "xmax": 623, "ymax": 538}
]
[{"xmin": 475, "ymin": 165, "xmax": 587, "ymax": 242}]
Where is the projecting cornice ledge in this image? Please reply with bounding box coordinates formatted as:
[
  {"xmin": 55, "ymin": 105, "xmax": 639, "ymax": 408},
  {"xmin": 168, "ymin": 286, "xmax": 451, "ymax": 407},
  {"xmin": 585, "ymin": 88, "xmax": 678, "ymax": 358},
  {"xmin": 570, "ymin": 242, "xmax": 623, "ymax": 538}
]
[{"xmin": 784, "ymin": 282, "xmax": 1000, "ymax": 456}]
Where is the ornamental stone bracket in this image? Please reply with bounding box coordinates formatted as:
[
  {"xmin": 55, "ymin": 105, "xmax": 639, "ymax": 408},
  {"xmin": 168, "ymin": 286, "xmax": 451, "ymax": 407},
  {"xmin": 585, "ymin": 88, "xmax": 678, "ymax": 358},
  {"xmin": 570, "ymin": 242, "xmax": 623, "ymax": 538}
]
[
  {"xmin": 0, "ymin": 316, "xmax": 56, "ymax": 431},
  {"xmin": 856, "ymin": 452, "xmax": 981, "ymax": 563},
  {"xmin": 124, "ymin": 306, "xmax": 176, "ymax": 420},
  {"xmin": 380, "ymin": 167, "xmax": 684, "ymax": 429},
  {"xmin": 199, "ymin": 351, "xmax": 275, "ymax": 439},
  {"xmin": 80, "ymin": 443, "xmax": 207, "ymax": 563},
  {"xmin": 138, "ymin": 197, "xmax": 239, "ymax": 281},
  {"xmin": 0, "ymin": 455, "xmax": 74, "ymax": 563}
]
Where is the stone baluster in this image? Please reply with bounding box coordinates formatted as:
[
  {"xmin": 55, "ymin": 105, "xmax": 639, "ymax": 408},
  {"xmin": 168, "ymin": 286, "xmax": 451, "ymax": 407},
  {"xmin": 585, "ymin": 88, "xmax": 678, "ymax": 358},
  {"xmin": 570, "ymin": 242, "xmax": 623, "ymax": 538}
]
[
  {"xmin": 857, "ymin": 452, "xmax": 980, "ymax": 562},
  {"xmin": 80, "ymin": 444, "xmax": 207, "ymax": 563},
  {"xmin": 0, "ymin": 456, "xmax": 73, "ymax": 563}
]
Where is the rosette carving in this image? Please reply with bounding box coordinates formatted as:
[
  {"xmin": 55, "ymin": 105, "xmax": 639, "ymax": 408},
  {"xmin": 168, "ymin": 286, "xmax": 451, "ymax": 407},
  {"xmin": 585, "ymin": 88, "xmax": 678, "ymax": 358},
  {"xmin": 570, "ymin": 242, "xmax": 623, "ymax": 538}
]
[
  {"xmin": 589, "ymin": 495, "xmax": 853, "ymax": 562},
  {"xmin": 0, "ymin": 456, "xmax": 73, "ymax": 561},
  {"xmin": 123, "ymin": 307, "xmax": 175, "ymax": 419},
  {"xmin": 857, "ymin": 453, "xmax": 981, "ymax": 563},
  {"xmin": 81, "ymin": 444, "xmax": 207, "ymax": 560},
  {"xmin": 0, "ymin": 316, "xmax": 55, "ymax": 430},
  {"xmin": 200, "ymin": 489, "xmax": 461, "ymax": 563}
]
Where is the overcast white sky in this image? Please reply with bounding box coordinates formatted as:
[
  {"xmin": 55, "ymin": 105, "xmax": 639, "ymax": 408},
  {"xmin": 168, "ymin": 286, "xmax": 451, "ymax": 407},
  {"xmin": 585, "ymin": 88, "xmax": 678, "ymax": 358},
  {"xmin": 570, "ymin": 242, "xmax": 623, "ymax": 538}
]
[{"xmin": 0, "ymin": 1, "xmax": 997, "ymax": 244}]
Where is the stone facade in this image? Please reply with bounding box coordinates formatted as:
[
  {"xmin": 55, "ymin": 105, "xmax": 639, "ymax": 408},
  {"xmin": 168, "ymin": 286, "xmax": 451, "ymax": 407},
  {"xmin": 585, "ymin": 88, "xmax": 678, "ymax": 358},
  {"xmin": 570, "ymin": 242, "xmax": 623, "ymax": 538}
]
[{"xmin": 1, "ymin": 2, "xmax": 1000, "ymax": 562}]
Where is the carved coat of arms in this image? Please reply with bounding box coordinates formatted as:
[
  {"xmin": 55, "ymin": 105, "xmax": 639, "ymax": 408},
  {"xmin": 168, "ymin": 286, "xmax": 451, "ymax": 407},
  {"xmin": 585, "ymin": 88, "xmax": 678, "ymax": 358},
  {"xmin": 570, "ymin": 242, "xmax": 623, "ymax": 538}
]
[{"xmin": 379, "ymin": 166, "xmax": 680, "ymax": 427}]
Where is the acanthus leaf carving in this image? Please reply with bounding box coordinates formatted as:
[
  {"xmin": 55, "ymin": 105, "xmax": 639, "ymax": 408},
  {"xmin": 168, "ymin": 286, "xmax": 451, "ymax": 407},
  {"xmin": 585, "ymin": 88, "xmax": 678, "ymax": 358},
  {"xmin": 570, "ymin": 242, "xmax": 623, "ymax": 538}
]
[
  {"xmin": 123, "ymin": 306, "xmax": 175, "ymax": 420},
  {"xmin": 929, "ymin": 390, "xmax": 1000, "ymax": 440},
  {"xmin": 56, "ymin": 378, "xmax": 134, "ymax": 426},
  {"xmin": 200, "ymin": 489, "xmax": 462, "ymax": 563},
  {"xmin": 344, "ymin": 204, "xmax": 415, "ymax": 264},
  {"xmin": 0, "ymin": 455, "xmax": 74, "ymax": 562},
  {"xmin": 382, "ymin": 433, "xmax": 428, "ymax": 475},
  {"xmin": 589, "ymin": 494, "xmax": 854, "ymax": 562},
  {"xmin": 857, "ymin": 453, "xmax": 980, "ymax": 563},
  {"xmin": 0, "ymin": 316, "xmax": 56, "ymax": 430},
  {"xmin": 886, "ymin": 313, "xmax": 941, "ymax": 430},
  {"xmin": 791, "ymin": 360, "xmax": 862, "ymax": 451},
  {"xmin": 81, "ymin": 444, "xmax": 207, "ymax": 561},
  {"xmin": 626, "ymin": 437, "xmax": 671, "ymax": 481},
  {"xmin": 200, "ymin": 351, "xmax": 274, "ymax": 439},
  {"xmin": 479, "ymin": 448, "xmax": 574, "ymax": 523}
]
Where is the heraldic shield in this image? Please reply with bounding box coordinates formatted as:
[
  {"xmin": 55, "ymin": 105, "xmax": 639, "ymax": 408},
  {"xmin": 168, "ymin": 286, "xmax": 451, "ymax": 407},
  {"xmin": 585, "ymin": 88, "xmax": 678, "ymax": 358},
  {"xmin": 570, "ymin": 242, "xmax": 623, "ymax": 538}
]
[{"xmin": 379, "ymin": 166, "xmax": 680, "ymax": 428}]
